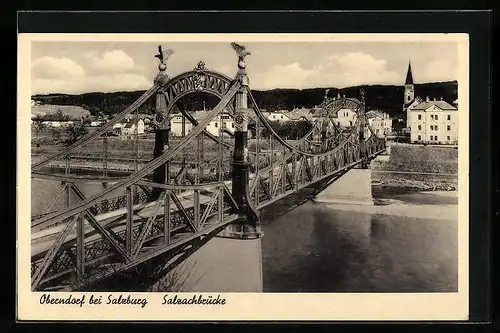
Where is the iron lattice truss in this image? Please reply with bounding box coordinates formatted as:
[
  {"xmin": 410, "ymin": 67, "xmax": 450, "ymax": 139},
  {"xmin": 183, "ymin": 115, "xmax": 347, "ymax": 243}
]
[{"xmin": 30, "ymin": 49, "xmax": 386, "ymax": 291}]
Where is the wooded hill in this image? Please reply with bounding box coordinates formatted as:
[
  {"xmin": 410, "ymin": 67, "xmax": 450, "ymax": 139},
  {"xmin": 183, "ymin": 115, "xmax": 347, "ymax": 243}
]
[{"xmin": 32, "ymin": 81, "xmax": 457, "ymax": 121}]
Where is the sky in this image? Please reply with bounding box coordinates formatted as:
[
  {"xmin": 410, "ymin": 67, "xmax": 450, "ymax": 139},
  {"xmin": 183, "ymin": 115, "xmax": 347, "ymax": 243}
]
[{"xmin": 30, "ymin": 40, "xmax": 459, "ymax": 95}]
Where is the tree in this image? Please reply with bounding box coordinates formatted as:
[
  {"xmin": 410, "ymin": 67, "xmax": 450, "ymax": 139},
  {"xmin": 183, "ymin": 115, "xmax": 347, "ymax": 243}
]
[
  {"xmin": 62, "ymin": 122, "xmax": 88, "ymax": 145},
  {"xmin": 32, "ymin": 120, "xmax": 45, "ymax": 137}
]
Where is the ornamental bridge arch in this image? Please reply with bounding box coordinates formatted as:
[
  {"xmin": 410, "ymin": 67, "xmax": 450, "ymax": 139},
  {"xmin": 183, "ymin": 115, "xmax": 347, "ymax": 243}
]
[
  {"xmin": 153, "ymin": 62, "xmax": 235, "ymax": 126},
  {"xmin": 151, "ymin": 62, "xmax": 236, "ymax": 188}
]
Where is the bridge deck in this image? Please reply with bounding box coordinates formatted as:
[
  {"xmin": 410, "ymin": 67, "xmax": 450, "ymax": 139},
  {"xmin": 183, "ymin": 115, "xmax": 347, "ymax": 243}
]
[
  {"xmin": 31, "ymin": 191, "xmax": 214, "ymax": 256},
  {"xmin": 31, "ymin": 152, "xmax": 365, "ymax": 257}
]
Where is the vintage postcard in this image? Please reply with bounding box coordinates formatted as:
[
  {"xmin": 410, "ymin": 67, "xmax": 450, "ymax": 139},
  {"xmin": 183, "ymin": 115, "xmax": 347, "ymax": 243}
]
[{"xmin": 17, "ymin": 33, "xmax": 469, "ymax": 321}]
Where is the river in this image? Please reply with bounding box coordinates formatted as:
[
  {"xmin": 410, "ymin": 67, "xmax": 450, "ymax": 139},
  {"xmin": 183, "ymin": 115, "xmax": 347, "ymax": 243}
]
[
  {"xmin": 31, "ymin": 177, "xmax": 458, "ymax": 293},
  {"xmin": 260, "ymin": 187, "xmax": 458, "ymax": 292}
]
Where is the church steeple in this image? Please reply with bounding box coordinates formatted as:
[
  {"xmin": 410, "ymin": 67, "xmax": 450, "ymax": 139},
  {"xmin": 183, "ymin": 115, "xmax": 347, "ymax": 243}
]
[
  {"xmin": 404, "ymin": 59, "xmax": 415, "ymax": 108},
  {"xmin": 405, "ymin": 59, "xmax": 414, "ymax": 85}
]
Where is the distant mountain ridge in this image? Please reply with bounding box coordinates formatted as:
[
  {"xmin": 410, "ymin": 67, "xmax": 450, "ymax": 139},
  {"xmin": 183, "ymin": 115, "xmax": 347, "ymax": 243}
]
[{"xmin": 32, "ymin": 81, "xmax": 458, "ymax": 121}]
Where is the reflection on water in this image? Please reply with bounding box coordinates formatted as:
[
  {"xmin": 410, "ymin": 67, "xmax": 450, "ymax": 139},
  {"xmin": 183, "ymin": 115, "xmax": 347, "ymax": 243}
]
[{"xmin": 261, "ymin": 192, "xmax": 458, "ymax": 292}]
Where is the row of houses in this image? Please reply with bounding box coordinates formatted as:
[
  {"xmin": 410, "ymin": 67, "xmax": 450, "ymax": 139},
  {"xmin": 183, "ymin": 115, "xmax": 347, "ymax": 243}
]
[
  {"xmin": 264, "ymin": 106, "xmax": 392, "ymax": 137},
  {"xmin": 167, "ymin": 106, "xmax": 393, "ymax": 138},
  {"xmin": 32, "ymin": 103, "xmax": 394, "ymax": 140}
]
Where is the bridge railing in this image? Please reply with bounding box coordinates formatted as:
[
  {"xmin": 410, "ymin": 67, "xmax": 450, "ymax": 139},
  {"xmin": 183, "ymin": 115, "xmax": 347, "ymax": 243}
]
[{"xmin": 31, "ymin": 179, "xmax": 241, "ymax": 291}]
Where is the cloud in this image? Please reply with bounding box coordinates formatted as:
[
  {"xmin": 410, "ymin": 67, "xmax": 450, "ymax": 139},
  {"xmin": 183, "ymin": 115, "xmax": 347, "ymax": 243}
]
[
  {"xmin": 32, "ymin": 56, "xmax": 85, "ymax": 79},
  {"xmin": 213, "ymin": 65, "xmax": 234, "ymax": 77},
  {"xmin": 252, "ymin": 52, "xmax": 400, "ymax": 89},
  {"xmin": 423, "ymin": 60, "xmax": 456, "ymax": 82},
  {"xmin": 32, "ymin": 73, "xmax": 152, "ymax": 94},
  {"xmin": 87, "ymin": 50, "xmax": 138, "ymax": 73},
  {"xmin": 31, "ymin": 50, "xmax": 151, "ymax": 94}
]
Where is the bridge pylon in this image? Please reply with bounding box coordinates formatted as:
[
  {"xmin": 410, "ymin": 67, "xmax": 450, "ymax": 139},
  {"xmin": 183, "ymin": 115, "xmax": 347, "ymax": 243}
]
[
  {"xmin": 152, "ymin": 51, "xmax": 172, "ymax": 198},
  {"xmin": 220, "ymin": 43, "xmax": 262, "ymax": 239},
  {"xmin": 152, "ymin": 92, "xmax": 171, "ymax": 197},
  {"xmin": 359, "ymin": 88, "xmax": 370, "ymax": 169}
]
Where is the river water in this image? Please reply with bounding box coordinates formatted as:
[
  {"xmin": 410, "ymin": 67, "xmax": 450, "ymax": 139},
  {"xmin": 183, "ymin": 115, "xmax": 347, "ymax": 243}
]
[
  {"xmin": 31, "ymin": 177, "xmax": 458, "ymax": 293},
  {"xmin": 260, "ymin": 186, "xmax": 458, "ymax": 292}
]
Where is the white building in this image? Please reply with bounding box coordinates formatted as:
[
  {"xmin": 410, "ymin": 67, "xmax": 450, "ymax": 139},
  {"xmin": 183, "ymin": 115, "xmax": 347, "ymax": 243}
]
[
  {"xmin": 169, "ymin": 110, "xmax": 235, "ymax": 137},
  {"xmin": 320, "ymin": 97, "xmax": 361, "ymax": 128},
  {"xmin": 406, "ymin": 97, "xmax": 458, "ymax": 145},
  {"xmin": 41, "ymin": 120, "xmax": 75, "ymax": 127},
  {"xmin": 170, "ymin": 114, "xmax": 193, "ymax": 136},
  {"xmin": 120, "ymin": 119, "xmax": 145, "ymax": 138},
  {"xmin": 113, "ymin": 119, "xmax": 128, "ymax": 130},
  {"xmin": 266, "ymin": 111, "xmax": 289, "ymax": 122},
  {"xmin": 205, "ymin": 114, "xmax": 235, "ymax": 136},
  {"xmin": 266, "ymin": 110, "xmax": 312, "ymax": 122},
  {"xmin": 335, "ymin": 108, "xmax": 357, "ymax": 127},
  {"xmin": 90, "ymin": 120, "xmax": 104, "ymax": 127},
  {"xmin": 366, "ymin": 110, "xmax": 393, "ymax": 137}
]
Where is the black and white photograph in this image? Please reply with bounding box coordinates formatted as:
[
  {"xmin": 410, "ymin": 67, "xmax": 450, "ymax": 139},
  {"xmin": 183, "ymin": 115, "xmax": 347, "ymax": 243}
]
[{"xmin": 17, "ymin": 32, "xmax": 469, "ymax": 321}]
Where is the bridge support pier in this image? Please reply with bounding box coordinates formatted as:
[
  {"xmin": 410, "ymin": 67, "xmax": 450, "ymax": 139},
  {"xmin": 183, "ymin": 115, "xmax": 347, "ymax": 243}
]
[
  {"xmin": 314, "ymin": 167, "xmax": 373, "ymax": 205},
  {"xmin": 358, "ymin": 88, "xmax": 370, "ymax": 170}
]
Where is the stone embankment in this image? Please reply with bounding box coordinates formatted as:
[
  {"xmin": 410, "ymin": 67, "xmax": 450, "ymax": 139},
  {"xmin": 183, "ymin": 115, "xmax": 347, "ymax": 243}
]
[{"xmin": 372, "ymin": 143, "xmax": 458, "ymax": 192}]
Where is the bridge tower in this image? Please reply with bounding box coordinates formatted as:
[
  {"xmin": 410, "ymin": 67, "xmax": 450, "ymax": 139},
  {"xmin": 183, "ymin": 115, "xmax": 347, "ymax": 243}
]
[
  {"xmin": 151, "ymin": 47, "xmax": 173, "ymax": 198},
  {"xmin": 152, "ymin": 92, "xmax": 169, "ymax": 195},
  {"xmin": 359, "ymin": 88, "xmax": 370, "ymax": 169},
  {"xmin": 221, "ymin": 44, "xmax": 262, "ymax": 239}
]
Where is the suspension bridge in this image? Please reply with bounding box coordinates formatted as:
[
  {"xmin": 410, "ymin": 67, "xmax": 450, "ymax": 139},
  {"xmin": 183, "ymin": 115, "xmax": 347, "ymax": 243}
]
[{"xmin": 30, "ymin": 43, "xmax": 386, "ymax": 292}]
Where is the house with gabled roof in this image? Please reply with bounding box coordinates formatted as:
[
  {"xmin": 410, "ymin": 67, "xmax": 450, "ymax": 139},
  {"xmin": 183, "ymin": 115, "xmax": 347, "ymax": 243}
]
[
  {"xmin": 407, "ymin": 96, "xmax": 458, "ymax": 145},
  {"xmin": 366, "ymin": 110, "xmax": 392, "ymax": 137},
  {"xmin": 119, "ymin": 118, "xmax": 145, "ymax": 138}
]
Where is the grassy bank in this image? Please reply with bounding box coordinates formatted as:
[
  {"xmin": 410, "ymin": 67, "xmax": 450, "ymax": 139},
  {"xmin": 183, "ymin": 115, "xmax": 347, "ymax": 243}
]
[{"xmin": 372, "ymin": 144, "xmax": 458, "ymax": 191}]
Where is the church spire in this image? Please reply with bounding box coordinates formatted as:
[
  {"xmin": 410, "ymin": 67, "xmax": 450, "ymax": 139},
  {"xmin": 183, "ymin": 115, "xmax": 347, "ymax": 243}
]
[{"xmin": 405, "ymin": 59, "xmax": 414, "ymax": 85}]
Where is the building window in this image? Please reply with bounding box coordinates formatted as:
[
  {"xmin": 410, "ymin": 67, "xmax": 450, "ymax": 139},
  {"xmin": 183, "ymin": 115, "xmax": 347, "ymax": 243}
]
[
  {"xmin": 431, "ymin": 115, "xmax": 434, "ymax": 120},
  {"xmin": 430, "ymin": 125, "xmax": 434, "ymax": 130},
  {"xmin": 447, "ymin": 115, "xmax": 451, "ymax": 120},
  {"xmin": 418, "ymin": 135, "xmax": 421, "ymax": 141},
  {"xmin": 281, "ymin": 115, "xmax": 284, "ymax": 119},
  {"xmin": 435, "ymin": 125, "xmax": 438, "ymax": 130},
  {"xmin": 418, "ymin": 114, "xmax": 422, "ymax": 120},
  {"xmin": 435, "ymin": 115, "xmax": 438, "ymax": 120},
  {"xmin": 232, "ymin": 123, "xmax": 234, "ymax": 128},
  {"xmin": 447, "ymin": 136, "xmax": 450, "ymax": 141},
  {"xmin": 215, "ymin": 122, "xmax": 218, "ymax": 127},
  {"xmin": 434, "ymin": 136, "xmax": 438, "ymax": 141},
  {"xmin": 447, "ymin": 125, "xmax": 451, "ymax": 131},
  {"xmin": 430, "ymin": 136, "xmax": 433, "ymax": 141},
  {"xmin": 407, "ymin": 95, "xmax": 411, "ymax": 101},
  {"xmin": 418, "ymin": 125, "xmax": 421, "ymax": 130}
]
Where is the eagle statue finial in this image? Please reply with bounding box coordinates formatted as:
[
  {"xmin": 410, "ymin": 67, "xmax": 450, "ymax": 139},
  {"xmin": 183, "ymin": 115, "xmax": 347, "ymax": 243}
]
[
  {"xmin": 231, "ymin": 42, "xmax": 251, "ymax": 69},
  {"xmin": 155, "ymin": 45, "xmax": 174, "ymax": 71}
]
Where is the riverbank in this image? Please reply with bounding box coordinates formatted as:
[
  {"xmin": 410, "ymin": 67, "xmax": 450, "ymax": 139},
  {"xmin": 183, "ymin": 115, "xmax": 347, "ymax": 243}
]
[{"xmin": 371, "ymin": 144, "xmax": 458, "ymax": 192}]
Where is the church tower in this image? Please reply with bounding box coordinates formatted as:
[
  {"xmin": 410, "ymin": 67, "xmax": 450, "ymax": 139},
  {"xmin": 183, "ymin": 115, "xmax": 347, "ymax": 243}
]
[{"xmin": 403, "ymin": 59, "xmax": 415, "ymax": 110}]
